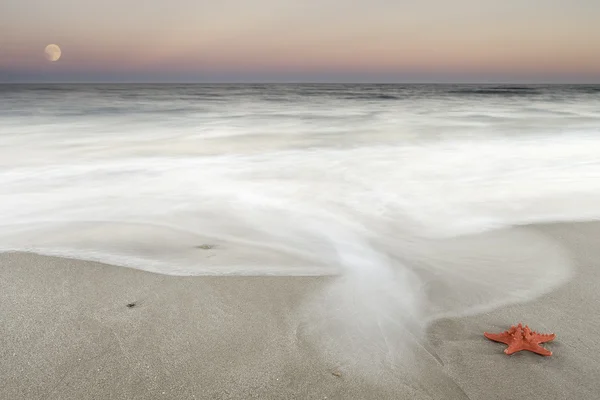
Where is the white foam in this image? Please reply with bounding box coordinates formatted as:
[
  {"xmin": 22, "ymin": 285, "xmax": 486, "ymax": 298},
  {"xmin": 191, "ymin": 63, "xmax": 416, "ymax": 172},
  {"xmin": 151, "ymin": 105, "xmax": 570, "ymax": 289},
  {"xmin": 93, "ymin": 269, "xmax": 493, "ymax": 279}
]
[{"xmin": 0, "ymin": 133, "xmax": 594, "ymax": 310}]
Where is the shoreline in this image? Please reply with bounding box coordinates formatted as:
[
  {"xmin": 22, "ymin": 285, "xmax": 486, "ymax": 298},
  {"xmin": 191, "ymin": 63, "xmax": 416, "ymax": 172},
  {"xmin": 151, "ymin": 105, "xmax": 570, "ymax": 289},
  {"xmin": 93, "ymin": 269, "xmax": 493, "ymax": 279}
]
[{"xmin": 2, "ymin": 221, "xmax": 599, "ymax": 399}]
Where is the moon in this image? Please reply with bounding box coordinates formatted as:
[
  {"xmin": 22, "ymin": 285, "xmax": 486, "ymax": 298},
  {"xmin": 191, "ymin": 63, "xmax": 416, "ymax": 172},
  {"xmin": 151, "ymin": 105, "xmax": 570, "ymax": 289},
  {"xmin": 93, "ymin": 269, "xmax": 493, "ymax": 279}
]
[{"xmin": 44, "ymin": 44, "xmax": 62, "ymax": 62}]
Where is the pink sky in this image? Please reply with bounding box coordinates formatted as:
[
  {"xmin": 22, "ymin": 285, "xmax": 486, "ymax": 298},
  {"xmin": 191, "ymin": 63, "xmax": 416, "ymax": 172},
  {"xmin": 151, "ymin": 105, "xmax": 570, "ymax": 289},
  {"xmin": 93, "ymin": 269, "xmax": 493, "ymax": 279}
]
[{"xmin": 2, "ymin": 0, "xmax": 600, "ymax": 82}]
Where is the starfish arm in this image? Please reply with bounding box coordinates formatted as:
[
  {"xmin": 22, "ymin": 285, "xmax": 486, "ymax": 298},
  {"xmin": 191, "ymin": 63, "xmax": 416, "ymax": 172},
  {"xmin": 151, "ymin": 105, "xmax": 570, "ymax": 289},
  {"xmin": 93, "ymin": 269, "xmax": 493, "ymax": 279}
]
[
  {"xmin": 484, "ymin": 332, "xmax": 511, "ymax": 344},
  {"xmin": 527, "ymin": 343, "xmax": 553, "ymax": 356},
  {"xmin": 534, "ymin": 333, "xmax": 556, "ymax": 344},
  {"xmin": 504, "ymin": 343, "xmax": 524, "ymax": 355}
]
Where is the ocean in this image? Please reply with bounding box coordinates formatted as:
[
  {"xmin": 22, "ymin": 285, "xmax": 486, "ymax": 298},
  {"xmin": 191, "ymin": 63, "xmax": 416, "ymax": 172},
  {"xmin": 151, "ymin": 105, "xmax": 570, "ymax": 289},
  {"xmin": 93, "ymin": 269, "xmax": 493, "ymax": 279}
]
[{"xmin": 1, "ymin": 84, "xmax": 599, "ymax": 340}]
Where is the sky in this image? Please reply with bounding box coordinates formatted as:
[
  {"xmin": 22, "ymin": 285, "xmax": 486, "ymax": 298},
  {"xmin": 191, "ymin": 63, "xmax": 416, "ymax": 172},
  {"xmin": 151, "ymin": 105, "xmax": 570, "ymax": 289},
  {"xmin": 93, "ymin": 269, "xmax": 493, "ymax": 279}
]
[{"xmin": 1, "ymin": 0, "xmax": 600, "ymax": 83}]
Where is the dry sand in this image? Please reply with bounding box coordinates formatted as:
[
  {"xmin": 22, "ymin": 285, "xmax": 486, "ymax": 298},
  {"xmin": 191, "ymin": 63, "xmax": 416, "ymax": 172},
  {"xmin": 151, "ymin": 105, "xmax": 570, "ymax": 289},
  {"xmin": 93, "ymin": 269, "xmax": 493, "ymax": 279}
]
[{"xmin": 1, "ymin": 222, "xmax": 599, "ymax": 399}]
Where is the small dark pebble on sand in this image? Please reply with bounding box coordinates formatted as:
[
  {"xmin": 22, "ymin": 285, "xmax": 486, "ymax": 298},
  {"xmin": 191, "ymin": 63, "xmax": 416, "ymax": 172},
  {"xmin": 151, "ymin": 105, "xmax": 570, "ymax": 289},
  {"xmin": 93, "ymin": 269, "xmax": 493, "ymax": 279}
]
[{"xmin": 127, "ymin": 303, "xmax": 136, "ymax": 308}]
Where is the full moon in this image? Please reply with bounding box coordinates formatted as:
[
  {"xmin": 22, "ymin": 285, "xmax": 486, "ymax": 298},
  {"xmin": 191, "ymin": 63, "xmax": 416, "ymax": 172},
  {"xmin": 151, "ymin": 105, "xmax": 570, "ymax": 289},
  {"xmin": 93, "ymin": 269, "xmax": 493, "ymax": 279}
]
[{"xmin": 44, "ymin": 44, "xmax": 62, "ymax": 62}]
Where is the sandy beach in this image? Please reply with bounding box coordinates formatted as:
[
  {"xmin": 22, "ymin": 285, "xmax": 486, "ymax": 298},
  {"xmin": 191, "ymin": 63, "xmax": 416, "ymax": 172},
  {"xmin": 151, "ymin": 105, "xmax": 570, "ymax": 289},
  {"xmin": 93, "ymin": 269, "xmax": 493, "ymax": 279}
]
[{"xmin": 2, "ymin": 221, "xmax": 599, "ymax": 400}]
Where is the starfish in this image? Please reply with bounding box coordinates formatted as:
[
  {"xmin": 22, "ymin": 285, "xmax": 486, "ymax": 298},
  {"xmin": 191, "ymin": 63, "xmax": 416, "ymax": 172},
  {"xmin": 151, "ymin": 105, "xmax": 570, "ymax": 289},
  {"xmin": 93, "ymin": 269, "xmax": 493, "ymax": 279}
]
[{"xmin": 484, "ymin": 323, "xmax": 555, "ymax": 356}]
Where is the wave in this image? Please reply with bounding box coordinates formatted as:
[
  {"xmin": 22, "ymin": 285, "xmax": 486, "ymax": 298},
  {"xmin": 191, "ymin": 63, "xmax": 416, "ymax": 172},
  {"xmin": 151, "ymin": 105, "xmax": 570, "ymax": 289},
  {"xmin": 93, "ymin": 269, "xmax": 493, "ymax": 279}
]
[
  {"xmin": 449, "ymin": 85, "xmax": 600, "ymax": 96},
  {"xmin": 342, "ymin": 94, "xmax": 400, "ymax": 100},
  {"xmin": 448, "ymin": 88, "xmax": 541, "ymax": 96}
]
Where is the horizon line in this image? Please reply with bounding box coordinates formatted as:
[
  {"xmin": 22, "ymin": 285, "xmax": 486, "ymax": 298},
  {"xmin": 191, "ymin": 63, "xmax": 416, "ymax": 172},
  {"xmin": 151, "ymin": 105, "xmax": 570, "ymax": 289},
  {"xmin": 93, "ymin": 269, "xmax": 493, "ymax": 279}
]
[{"xmin": 1, "ymin": 81, "xmax": 599, "ymax": 85}]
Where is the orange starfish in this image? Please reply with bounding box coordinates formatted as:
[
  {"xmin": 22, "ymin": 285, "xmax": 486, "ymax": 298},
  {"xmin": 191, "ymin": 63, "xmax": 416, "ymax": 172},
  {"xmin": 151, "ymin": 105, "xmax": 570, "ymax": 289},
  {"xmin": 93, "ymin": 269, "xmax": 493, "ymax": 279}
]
[{"xmin": 484, "ymin": 323, "xmax": 555, "ymax": 356}]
